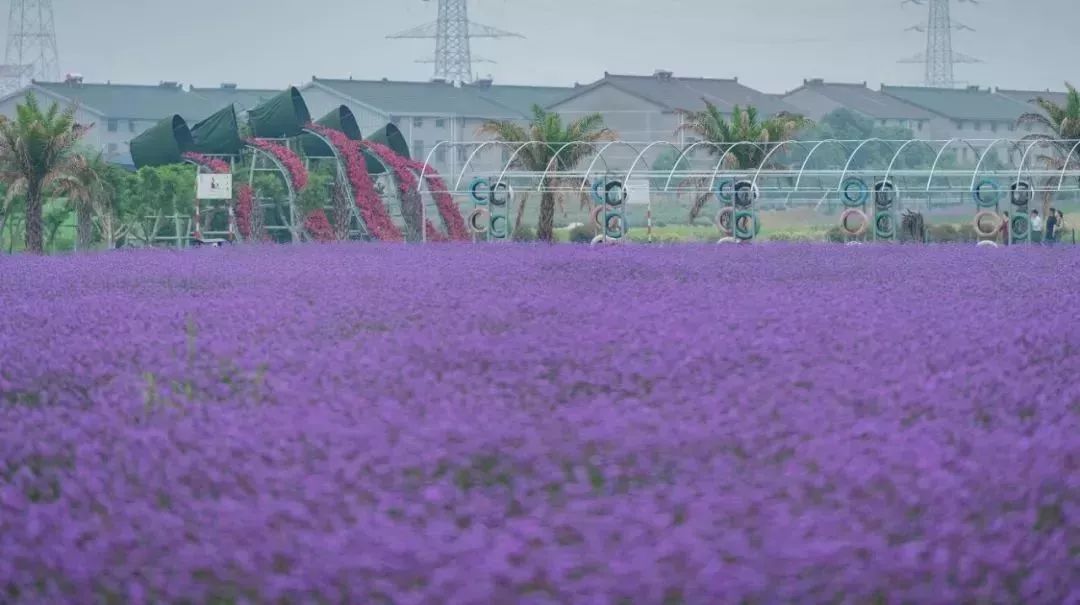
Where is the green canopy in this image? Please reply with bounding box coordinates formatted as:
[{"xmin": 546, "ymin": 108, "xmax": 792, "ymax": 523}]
[
  {"xmin": 190, "ymin": 104, "xmax": 241, "ymax": 156},
  {"xmin": 130, "ymin": 115, "xmax": 193, "ymax": 168},
  {"xmin": 301, "ymin": 105, "xmax": 362, "ymax": 158},
  {"xmin": 248, "ymin": 87, "xmax": 311, "ymax": 138},
  {"xmin": 364, "ymin": 123, "xmax": 410, "ymax": 174}
]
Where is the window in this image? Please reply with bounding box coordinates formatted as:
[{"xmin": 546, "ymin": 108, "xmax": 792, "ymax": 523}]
[
  {"xmin": 413, "ymin": 140, "xmax": 424, "ymax": 159},
  {"xmin": 435, "ymin": 141, "xmax": 447, "ymax": 163},
  {"xmin": 413, "ymin": 117, "xmax": 424, "ymax": 128},
  {"xmin": 973, "ymin": 121, "xmax": 982, "ymax": 131},
  {"xmin": 106, "ymin": 142, "xmax": 118, "ymax": 154},
  {"xmin": 128, "ymin": 120, "xmax": 136, "ymax": 132},
  {"xmin": 107, "ymin": 119, "xmax": 118, "ymax": 132},
  {"xmin": 991, "ymin": 122, "xmax": 999, "ymax": 133},
  {"xmin": 435, "ymin": 118, "xmax": 446, "ymax": 129},
  {"xmin": 457, "ymin": 145, "xmax": 469, "ymax": 163}
]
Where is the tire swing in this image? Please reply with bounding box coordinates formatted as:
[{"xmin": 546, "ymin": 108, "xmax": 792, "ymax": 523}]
[
  {"xmin": 733, "ymin": 210, "xmax": 760, "ymax": 240},
  {"xmin": 604, "ymin": 180, "xmax": 627, "ymax": 207},
  {"xmin": 973, "ymin": 180, "xmax": 1001, "ymax": 208},
  {"xmin": 839, "ymin": 208, "xmax": 869, "ymax": 238},
  {"xmin": 469, "ymin": 177, "xmax": 490, "ymax": 204},
  {"xmin": 604, "ymin": 212, "xmax": 626, "ymax": 240},
  {"xmin": 1010, "ymin": 180, "xmax": 1033, "ymax": 206},
  {"xmin": 973, "ymin": 210, "xmax": 1001, "ymax": 238},
  {"xmin": 874, "ymin": 211, "xmax": 896, "ymax": 239},
  {"xmin": 715, "ymin": 207, "xmax": 734, "ymax": 236},
  {"xmin": 1010, "ymin": 213, "xmax": 1030, "ymax": 242},
  {"xmin": 873, "ymin": 180, "xmax": 897, "ymax": 209},
  {"xmin": 841, "ymin": 178, "xmax": 869, "ymax": 207},
  {"xmin": 467, "ymin": 207, "xmax": 490, "ymax": 234}
]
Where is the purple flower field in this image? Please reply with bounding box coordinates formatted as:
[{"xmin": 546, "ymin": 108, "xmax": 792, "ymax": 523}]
[{"xmin": 1, "ymin": 244, "xmax": 1078, "ymax": 604}]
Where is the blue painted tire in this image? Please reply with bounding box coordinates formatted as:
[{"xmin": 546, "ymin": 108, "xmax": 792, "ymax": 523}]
[
  {"xmin": 469, "ymin": 178, "xmax": 490, "ymax": 204},
  {"xmin": 715, "ymin": 179, "xmax": 734, "ymax": 202},
  {"xmin": 592, "ymin": 181, "xmax": 605, "ymax": 203},
  {"xmin": 973, "ymin": 179, "xmax": 1000, "ymax": 207},
  {"xmin": 841, "ymin": 178, "xmax": 868, "ymax": 207}
]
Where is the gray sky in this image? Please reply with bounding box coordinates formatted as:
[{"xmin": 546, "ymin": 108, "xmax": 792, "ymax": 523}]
[{"xmin": 43, "ymin": 0, "xmax": 1077, "ymax": 93}]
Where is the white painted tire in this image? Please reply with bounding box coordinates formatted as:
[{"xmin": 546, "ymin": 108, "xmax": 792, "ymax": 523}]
[{"xmin": 976, "ymin": 240, "xmax": 999, "ymax": 248}]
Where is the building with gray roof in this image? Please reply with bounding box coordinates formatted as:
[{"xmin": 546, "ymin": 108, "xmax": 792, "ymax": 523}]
[{"xmin": 782, "ymin": 79, "xmax": 935, "ymax": 134}]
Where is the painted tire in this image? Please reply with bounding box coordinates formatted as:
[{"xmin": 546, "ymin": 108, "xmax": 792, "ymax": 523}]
[
  {"xmin": 973, "ymin": 180, "xmax": 1000, "ymax": 207},
  {"xmin": 733, "ymin": 210, "xmax": 759, "ymax": 240},
  {"xmin": 469, "ymin": 178, "xmax": 490, "ymax": 204},
  {"xmin": 715, "ymin": 207, "xmax": 734, "ymax": 235},
  {"xmin": 1010, "ymin": 214, "xmax": 1030, "ymax": 240},
  {"xmin": 590, "ymin": 206, "xmax": 605, "ymax": 228},
  {"xmin": 874, "ymin": 211, "xmax": 896, "ymax": 239},
  {"xmin": 590, "ymin": 234, "xmax": 622, "ymax": 246},
  {"xmin": 973, "ymin": 210, "xmax": 1001, "ymax": 237},
  {"xmin": 1010, "ymin": 181, "xmax": 1033, "ymax": 206},
  {"xmin": 873, "ymin": 180, "xmax": 897, "ymax": 209},
  {"xmin": 467, "ymin": 207, "xmax": 490, "ymax": 234},
  {"xmin": 604, "ymin": 180, "xmax": 627, "ymax": 207},
  {"xmin": 839, "ymin": 208, "xmax": 869, "ymax": 237},
  {"xmin": 976, "ymin": 240, "xmax": 999, "ymax": 248},
  {"xmin": 591, "ymin": 181, "xmax": 605, "ymax": 203},
  {"xmin": 717, "ymin": 237, "xmax": 738, "ymax": 244},
  {"xmin": 489, "ymin": 215, "xmax": 509, "ymax": 238},
  {"xmin": 604, "ymin": 213, "xmax": 626, "ymax": 239},
  {"xmin": 733, "ymin": 180, "xmax": 758, "ymax": 208},
  {"xmin": 841, "ymin": 178, "xmax": 868, "ymax": 207},
  {"xmin": 715, "ymin": 179, "xmax": 734, "ymax": 202},
  {"xmin": 489, "ymin": 182, "xmax": 511, "ymax": 207}
]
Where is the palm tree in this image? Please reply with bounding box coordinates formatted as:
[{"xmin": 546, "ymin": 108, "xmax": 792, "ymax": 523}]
[
  {"xmin": 52, "ymin": 152, "xmax": 113, "ymax": 251},
  {"xmin": 479, "ymin": 106, "xmax": 612, "ymax": 242},
  {"xmin": 0, "ymin": 93, "xmax": 88, "ymax": 253},
  {"xmin": 1016, "ymin": 83, "xmax": 1080, "ymax": 217},
  {"xmin": 677, "ymin": 101, "xmax": 811, "ymax": 220}
]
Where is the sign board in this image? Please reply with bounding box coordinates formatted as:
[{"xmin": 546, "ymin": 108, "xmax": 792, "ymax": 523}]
[
  {"xmin": 197, "ymin": 174, "xmax": 232, "ymax": 200},
  {"xmin": 625, "ymin": 178, "xmax": 651, "ymax": 206}
]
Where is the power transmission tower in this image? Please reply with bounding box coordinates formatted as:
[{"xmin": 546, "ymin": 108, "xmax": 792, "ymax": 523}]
[
  {"xmin": 900, "ymin": 0, "xmax": 980, "ymax": 88},
  {"xmin": 388, "ymin": 0, "xmax": 522, "ymax": 85},
  {"xmin": 1, "ymin": 0, "xmax": 60, "ymax": 94}
]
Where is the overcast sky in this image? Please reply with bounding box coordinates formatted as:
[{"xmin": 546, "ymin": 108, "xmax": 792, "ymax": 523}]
[{"xmin": 37, "ymin": 0, "xmax": 1078, "ymax": 93}]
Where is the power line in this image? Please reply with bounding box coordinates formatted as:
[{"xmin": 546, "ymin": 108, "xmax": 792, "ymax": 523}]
[{"xmin": 899, "ymin": 0, "xmax": 980, "ymax": 88}]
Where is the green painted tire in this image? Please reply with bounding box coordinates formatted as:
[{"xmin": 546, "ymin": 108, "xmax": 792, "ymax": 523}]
[
  {"xmin": 733, "ymin": 210, "xmax": 760, "ymax": 240},
  {"xmin": 874, "ymin": 211, "xmax": 896, "ymax": 239}
]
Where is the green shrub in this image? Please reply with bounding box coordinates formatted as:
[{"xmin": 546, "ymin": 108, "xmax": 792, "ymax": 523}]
[
  {"xmin": 568, "ymin": 225, "xmax": 596, "ymax": 244},
  {"xmin": 512, "ymin": 225, "xmax": 537, "ymax": 242}
]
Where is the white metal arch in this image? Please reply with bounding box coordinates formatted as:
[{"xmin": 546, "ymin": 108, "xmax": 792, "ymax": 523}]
[
  {"xmin": 1057, "ymin": 139, "xmax": 1080, "ymax": 191},
  {"xmin": 452, "ymin": 140, "xmax": 519, "ymax": 191},
  {"xmin": 751, "ymin": 140, "xmax": 810, "ymax": 188},
  {"xmin": 662, "ymin": 141, "xmax": 725, "ymax": 191},
  {"xmin": 966, "ymin": 138, "xmax": 1013, "ymax": 191},
  {"xmin": 1016, "ymin": 137, "xmax": 1056, "ymax": 189},
  {"xmin": 924, "ymin": 139, "xmax": 960, "ymax": 192},
  {"xmin": 622, "ymin": 140, "xmax": 682, "ymax": 186},
  {"xmin": 882, "ymin": 139, "xmax": 940, "ymax": 185},
  {"xmin": 494, "ymin": 141, "xmax": 563, "ymax": 192},
  {"xmin": 537, "ymin": 141, "xmax": 602, "ymax": 190},
  {"xmin": 836, "ymin": 138, "xmax": 889, "ymax": 193},
  {"xmin": 791, "ymin": 139, "xmax": 845, "ymax": 193},
  {"xmin": 416, "ymin": 140, "xmax": 453, "ymax": 190},
  {"xmin": 707, "ymin": 141, "xmax": 766, "ymax": 192},
  {"xmin": 579, "ymin": 141, "xmax": 644, "ymax": 190}
]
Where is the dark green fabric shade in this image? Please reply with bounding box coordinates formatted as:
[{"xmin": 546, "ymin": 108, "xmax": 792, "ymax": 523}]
[
  {"xmin": 363, "ymin": 123, "xmax": 410, "ymax": 174},
  {"xmin": 301, "ymin": 106, "xmax": 362, "ymax": 158},
  {"xmin": 248, "ymin": 87, "xmax": 311, "ymax": 138},
  {"xmin": 130, "ymin": 115, "xmax": 193, "ymax": 168},
  {"xmin": 190, "ymin": 105, "xmax": 241, "ymax": 156}
]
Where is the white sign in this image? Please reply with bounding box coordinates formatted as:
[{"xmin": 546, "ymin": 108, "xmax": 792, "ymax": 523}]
[
  {"xmin": 197, "ymin": 174, "xmax": 232, "ymax": 200},
  {"xmin": 625, "ymin": 178, "xmax": 651, "ymax": 206}
]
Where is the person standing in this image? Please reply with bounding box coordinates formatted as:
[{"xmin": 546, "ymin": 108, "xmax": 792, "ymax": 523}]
[
  {"xmin": 1030, "ymin": 210, "xmax": 1043, "ymax": 244},
  {"xmin": 1045, "ymin": 207, "xmax": 1059, "ymax": 245},
  {"xmin": 999, "ymin": 211, "xmax": 1010, "ymax": 245}
]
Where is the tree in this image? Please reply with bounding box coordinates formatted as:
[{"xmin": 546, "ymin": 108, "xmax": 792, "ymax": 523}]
[
  {"xmin": 51, "ymin": 151, "xmax": 113, "ymax": 250},
  {"xmin": 675, "ymin": 101, "xmax": 810, "ymax": 219},
  {"xmin": 1017, "ymin": 83, "xmax": 1080, "ymax": 216},
  {"xmin": 0, "ymin": 93, "xmax": 89, "ymax": 253},
  {"xmin": 479, "ymin": 106, "xmax": 613, "ymax": 242}
]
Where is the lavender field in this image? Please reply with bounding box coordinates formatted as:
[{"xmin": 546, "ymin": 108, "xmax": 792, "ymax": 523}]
[{"xmin": 1, "ymin": 244, "xmax": 1078, "ymax": 604}]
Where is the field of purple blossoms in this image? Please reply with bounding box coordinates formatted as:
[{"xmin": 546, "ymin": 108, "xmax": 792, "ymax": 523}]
[{"xmin": 1, "ymin": 243, "xmax": 1078, "ymax": 604}]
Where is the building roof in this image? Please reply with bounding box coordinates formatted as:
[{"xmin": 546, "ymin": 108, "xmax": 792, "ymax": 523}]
[
  {"xmin": 880, "ymin": 85, "xmax": 1030, "ymax": 122},
  {"xmin": 994, "ymin": 88, "xmax": 1071, "ymax": 110},
  {"xmin": 550, "ymin": 71, "xmax": 801, "ymax": 116},
  {"xmin": 463, "ymin": 81, "xmax": 575, "ymax": 115},
  {"xmin": 189, "ymin": 85, "xmax": 281, "ymax": 114},
  {"xmin": 784, "ymin": 79, "xmax": 936, "ymax": 120},
  {"xmin": 308, "ymin": 77, "xmax": 533, "ymax": 119},
  {"xmin": 29, "ymin": 80, "xmax": 218, "ymax": 121}
]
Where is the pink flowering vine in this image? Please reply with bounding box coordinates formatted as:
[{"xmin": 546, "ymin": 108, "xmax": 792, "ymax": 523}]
[
  {"xmin": 424, "ymin": 220, "xmax": 448, "ymax": 242},
  {"xmin": 182, "ymin": 152, "xmax": 231, "ymax": 175},
  {"xmin": 245, "ymin": 138, "xmax": 309, "ymax": 191},
  {"xmin": 305, "ymin": 124, "xmax": 402, "ymax": 241},
  {"xmin": 234, "ymin": 185, "xmax": 255, "ymax": 239},
  {"xmin": 304, "ymin": 210, "xmax": 335, "ymax": 243},
  {"xmin": 362, "ymin": 141, "xmax": 468, "ymax": 242}
]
